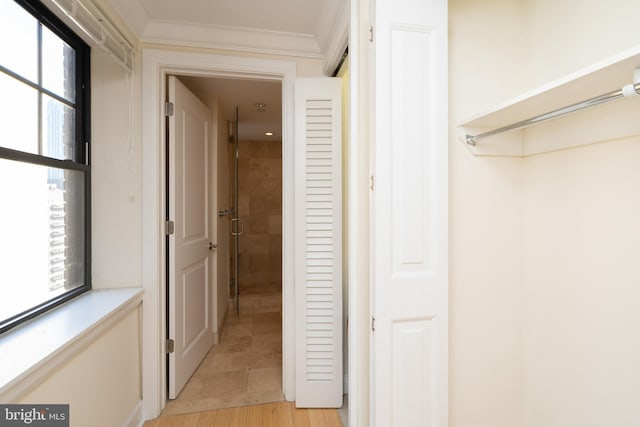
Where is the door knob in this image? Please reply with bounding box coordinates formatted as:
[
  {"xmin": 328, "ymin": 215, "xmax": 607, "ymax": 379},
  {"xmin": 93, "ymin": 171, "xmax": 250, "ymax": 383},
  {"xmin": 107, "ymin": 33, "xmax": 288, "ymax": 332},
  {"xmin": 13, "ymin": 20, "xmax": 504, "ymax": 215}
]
[{"xmin": 208, "ymin": 242, "xmax": 217, "ymax": 250}]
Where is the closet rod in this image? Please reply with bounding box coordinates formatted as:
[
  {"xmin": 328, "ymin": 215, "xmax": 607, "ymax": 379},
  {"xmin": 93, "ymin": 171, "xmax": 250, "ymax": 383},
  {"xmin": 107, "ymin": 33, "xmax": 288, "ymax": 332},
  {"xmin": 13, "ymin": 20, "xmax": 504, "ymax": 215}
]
[{"xmin": 465, "ymin": 82, "xmax": 640, "ymax": 146}]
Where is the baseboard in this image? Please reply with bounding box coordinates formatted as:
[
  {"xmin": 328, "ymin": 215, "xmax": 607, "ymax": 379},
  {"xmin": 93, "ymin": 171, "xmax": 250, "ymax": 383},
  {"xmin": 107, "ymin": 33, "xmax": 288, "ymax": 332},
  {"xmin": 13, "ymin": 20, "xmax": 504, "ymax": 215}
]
[
  {"xmin": 227, "ymin": 298, "xmax": 236, "ymax": 313},
  {"xmin": 211, "ymin": 298, "xmax": 233, "ymax": 345},
  {"xmin": 122, "ymin": 400, "xmax": 143, "ymax": 427}
]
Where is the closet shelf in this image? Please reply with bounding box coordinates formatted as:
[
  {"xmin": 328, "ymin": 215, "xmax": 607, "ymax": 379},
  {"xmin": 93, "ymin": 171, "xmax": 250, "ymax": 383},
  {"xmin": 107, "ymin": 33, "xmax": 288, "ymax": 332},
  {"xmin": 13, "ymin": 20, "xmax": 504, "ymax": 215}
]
[{"xmin": 457, "ymin": 45, "xmax": 640, "ymax": 157}]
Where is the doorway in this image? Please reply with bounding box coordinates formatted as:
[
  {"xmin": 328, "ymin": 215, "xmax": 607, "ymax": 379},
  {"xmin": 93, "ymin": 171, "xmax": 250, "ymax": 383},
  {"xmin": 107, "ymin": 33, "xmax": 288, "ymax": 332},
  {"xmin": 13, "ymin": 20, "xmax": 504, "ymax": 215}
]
[
  {"xmin": 163, "ymin": 75, "xmax": 285, "ymax": 415},
  {"xmin": 141, "ymin": 49, "xmax": 347, "ymax": 422},
  {"xmin": 141, "ymin": 49, "xmax": 298, "ymax": 419}
]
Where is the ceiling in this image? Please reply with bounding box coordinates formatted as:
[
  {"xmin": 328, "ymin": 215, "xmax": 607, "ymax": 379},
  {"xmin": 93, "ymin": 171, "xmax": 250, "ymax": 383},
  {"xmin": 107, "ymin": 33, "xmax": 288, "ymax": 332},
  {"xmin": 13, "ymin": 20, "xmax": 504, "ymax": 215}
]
[
  {"xmin": 103, "ymin": 0, "xmax": 347, "ymax": 142},
  {"xmin": 180, "ymin": 76, "xmax": 282, "ymax": 142},
  {"xmin": 137, "ymin": 0, "xmax": 326, "ymax": 35},
  {"xmin": 106, "ymin": 0, "xmax": 347, "ymax": 60}
]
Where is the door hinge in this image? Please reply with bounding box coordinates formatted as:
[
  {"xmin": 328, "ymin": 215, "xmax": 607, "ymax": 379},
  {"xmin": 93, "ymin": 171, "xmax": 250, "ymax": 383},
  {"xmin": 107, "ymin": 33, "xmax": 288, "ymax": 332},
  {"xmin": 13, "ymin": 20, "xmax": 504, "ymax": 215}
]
[
  {"xmin": 166, "ymin": 339, "xmax": 175, "ymax": 354},
  {"xmin": 165, "ymin": 220, "xmax": 175, "ymax": 235},
  {"xmin": 371, "ymin": 316, "xmax": 376, "ymax": 331},
  {"xmin": 369, "ymin": 25, "xmax": 374, "ymax": 42},
  {"xmin": 370, "ymin": 175, "xmax": 375, "ymax": 191},
  {"xmin": 165, "ymin": 102, "xmax": 174, "ymax": 117}
]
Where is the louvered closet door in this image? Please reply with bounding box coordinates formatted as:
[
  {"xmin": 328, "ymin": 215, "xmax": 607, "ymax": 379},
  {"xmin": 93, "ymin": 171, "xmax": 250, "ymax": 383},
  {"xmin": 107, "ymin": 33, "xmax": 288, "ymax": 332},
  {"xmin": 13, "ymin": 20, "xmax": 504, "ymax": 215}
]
[{"xmin": 294, "ymin": 78, "xmax": 343, "ymax": 408}]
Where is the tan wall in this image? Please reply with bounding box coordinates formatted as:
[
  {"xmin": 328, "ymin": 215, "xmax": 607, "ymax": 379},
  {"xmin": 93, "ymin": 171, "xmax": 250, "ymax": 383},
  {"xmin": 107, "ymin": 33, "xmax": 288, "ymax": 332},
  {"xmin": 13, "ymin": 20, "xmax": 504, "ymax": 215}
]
[
  {"xmin": 19, "ymin": 307, "xmax": 141, "ymax": 427},
  {"xmin": 237, "ymin": 140, "xmax": 283, "ymax": 295}
]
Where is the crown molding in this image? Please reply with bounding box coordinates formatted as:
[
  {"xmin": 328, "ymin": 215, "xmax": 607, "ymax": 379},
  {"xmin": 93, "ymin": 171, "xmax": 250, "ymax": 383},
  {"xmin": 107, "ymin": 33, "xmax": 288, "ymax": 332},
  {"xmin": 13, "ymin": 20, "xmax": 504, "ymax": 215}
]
[
  {"xmin": 103, "ymin": 0, "xmax": 350, "ymax": 62},
  {"xmin": 141, "ymin": 20, "xmax": 325, "ymax": 59},
  {"xmin": 317, "ymin": 0, "xmax": 349, "ymax": 75}
]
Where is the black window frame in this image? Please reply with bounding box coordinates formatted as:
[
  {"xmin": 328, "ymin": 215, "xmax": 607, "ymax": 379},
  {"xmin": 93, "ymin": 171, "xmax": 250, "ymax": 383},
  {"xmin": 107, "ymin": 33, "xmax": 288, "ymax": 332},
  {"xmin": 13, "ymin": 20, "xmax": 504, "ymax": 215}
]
[{"xmin": 0, "ymin": 0, "xmax": 91, "ymax": 335}]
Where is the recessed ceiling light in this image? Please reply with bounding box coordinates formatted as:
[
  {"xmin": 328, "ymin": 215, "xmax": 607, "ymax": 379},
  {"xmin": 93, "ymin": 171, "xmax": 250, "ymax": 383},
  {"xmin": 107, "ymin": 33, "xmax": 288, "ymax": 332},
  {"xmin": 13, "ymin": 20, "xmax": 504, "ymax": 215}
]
[
  {"xmin": 256, "ymin": 103, "xmax": 267, "ymax": 112},
  {"xmin": 265, "ymin": 132, "xmax": 274, "ymax": 136}
]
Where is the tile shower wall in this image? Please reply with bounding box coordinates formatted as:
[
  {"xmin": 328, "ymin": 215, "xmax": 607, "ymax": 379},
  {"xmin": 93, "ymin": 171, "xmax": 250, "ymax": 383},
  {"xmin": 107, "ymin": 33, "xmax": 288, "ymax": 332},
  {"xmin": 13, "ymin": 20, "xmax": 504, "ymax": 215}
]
[{"xmin": 237, "ymin": 140, "xmax": 282, "ymax": 296}]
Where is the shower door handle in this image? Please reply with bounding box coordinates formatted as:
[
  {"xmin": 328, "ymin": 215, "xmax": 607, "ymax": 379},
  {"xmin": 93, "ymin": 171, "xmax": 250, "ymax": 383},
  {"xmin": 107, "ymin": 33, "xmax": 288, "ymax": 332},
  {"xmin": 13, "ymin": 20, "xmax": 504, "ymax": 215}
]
[{"xmin": 230, "ymin": 218, "xmax": 244, "ymax": 236}]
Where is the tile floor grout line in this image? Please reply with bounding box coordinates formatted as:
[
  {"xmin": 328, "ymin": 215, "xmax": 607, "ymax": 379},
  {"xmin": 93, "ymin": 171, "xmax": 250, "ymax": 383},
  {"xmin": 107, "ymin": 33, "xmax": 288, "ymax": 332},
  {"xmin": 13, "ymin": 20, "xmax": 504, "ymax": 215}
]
[{"xmin": 161, "ymin": 289, "xmax": 284, "ymax": 417}]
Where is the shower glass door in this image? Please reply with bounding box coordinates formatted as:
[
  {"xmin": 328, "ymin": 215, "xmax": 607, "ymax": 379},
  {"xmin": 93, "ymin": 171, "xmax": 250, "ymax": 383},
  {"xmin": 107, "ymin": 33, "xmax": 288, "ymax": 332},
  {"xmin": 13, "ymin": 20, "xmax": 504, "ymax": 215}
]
[{"xmin": 230, "ymin": 107, "xmax": 242, "ymax": 314}]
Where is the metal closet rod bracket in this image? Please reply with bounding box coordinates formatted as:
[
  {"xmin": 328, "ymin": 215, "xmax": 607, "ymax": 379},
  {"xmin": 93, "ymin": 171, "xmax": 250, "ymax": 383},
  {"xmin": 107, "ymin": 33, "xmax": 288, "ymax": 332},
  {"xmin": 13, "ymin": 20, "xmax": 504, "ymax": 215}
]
[{"xmin": 465, "ymin": 69, "xmax": 640, "ymax": 147}]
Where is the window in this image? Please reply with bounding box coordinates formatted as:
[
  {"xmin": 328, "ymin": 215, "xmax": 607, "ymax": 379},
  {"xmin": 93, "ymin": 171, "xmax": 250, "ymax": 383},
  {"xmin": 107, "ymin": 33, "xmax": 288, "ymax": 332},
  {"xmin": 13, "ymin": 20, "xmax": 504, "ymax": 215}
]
[{"xmin": 0, "ymin": 0, "xmax": 90, "ymax": 334}]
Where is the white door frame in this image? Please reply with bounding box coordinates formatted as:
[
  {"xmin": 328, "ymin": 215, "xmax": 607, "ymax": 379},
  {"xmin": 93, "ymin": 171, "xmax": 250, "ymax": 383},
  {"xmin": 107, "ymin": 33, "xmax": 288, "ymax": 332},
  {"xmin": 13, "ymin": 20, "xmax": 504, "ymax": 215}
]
[{"xmin": 141, "ymin": 48, "xmax": 297, "ymax": 419}]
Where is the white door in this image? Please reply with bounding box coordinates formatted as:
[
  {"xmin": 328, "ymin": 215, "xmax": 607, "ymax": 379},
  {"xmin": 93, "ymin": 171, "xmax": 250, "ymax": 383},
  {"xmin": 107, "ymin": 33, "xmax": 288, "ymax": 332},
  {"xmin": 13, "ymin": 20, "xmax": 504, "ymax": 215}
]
[
  {"xmin": 371, "ymin": 0, "xmax": 448, "ymax": 426},
  {"xmin": 294, "ymin": 77, "xmax": 343, "ymax": 408},
  {"xmin": 168, "ymin": 75, "xmax": 214, "ymax": 399}
]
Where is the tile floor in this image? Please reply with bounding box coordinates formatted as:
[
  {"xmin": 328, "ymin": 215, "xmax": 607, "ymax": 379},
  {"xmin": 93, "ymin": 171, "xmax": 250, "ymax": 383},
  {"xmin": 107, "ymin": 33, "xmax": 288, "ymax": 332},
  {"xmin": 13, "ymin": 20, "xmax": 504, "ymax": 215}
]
[{"xmin": 162, "ymin": 292, "xmax": 283, "ymax": 416}]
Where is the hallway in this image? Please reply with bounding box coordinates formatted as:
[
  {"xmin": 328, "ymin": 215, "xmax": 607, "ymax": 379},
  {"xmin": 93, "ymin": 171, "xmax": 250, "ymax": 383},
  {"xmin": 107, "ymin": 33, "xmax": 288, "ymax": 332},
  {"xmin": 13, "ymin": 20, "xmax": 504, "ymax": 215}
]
[{"xmin": 163, "ymin": 290, "xmax": 283, "ymax": 416}]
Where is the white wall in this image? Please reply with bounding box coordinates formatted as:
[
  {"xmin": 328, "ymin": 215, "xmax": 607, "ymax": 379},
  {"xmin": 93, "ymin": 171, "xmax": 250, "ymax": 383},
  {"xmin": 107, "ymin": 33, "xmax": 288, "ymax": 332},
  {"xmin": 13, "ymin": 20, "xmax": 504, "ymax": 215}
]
[
  {"xmin": 91, "ymin": 52, "xmax": 142, "ymax": 289},
  {"xmin": 523, "ymin": 0, "xmax": 640, "ymax": 89},
  {"xmin": 19, "ymin": 307, "xmax": 142, "ymax": 427},
  {"xmin": 450, "ymin": 1, "xmax": 640, "ymax": 426},
  {"xmin": 522, "ymin": 137, "xmax": 640, "ymax": 427},
  {"xmin": 449, "ymin": 1, "xmax": 525, "ymax": 426},
  {"xmin": 519, "ymin": 1, "xmax": 640, "ymax": 425},
  {"xmin": 350, "ymin": 0, "xmax": 371, "ymax": 424}
]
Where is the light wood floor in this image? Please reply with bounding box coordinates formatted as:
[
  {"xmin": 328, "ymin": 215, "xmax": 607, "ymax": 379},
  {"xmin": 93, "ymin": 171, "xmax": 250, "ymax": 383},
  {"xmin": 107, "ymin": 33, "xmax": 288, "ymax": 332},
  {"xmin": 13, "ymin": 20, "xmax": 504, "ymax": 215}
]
[{"xmin": 144, "ymin": 401, "xmax": 343, "ymax": 427}]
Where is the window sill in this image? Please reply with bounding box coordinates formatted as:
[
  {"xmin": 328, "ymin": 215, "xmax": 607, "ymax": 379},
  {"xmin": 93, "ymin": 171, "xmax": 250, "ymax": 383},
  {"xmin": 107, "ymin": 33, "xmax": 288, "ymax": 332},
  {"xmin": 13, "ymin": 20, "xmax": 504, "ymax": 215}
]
[{"xmin": 0, "ymin": 287, "xmax": 143, "ymax": 401}]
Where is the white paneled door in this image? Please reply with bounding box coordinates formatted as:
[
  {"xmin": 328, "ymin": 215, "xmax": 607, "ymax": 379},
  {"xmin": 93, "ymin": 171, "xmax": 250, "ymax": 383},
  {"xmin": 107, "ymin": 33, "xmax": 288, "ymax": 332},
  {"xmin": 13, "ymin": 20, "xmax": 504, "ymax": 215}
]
[
  {"xmin": 371, "ymin": 0, "xmax": 448, "ymax": 426},
  {"xmin": 168, "ymin": 76, "xmax": 214, "ymax": 399},
  {"xmin": 294, "ymin": 78, "xmax": 343, "ymax": 408}
]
